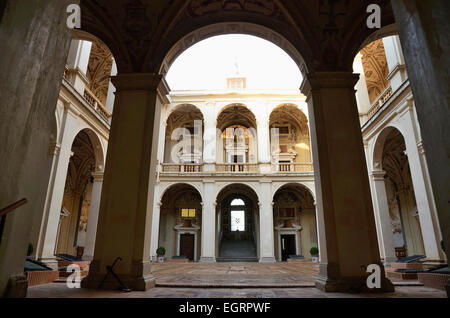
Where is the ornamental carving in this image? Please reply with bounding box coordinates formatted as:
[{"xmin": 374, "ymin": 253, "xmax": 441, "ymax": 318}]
[
  {"xmin": 361, "ymin": 39, "xmax": 390, "ymax": 104},
  {"xmin": 188, "ymin": 0, "xmax": 280, "ymax": 17}
]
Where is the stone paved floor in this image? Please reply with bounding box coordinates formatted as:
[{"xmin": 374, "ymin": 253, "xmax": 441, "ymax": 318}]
[
  {"xmin": 26, "ymin": 262, "xmax": 447, "ymax": 298},
  {"xmin": 152, "ymin": 262, "xmax": 319, "ymax": 287}
]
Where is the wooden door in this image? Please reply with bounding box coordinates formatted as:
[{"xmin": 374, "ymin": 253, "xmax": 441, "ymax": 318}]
[{"xmin": 180, "ymin": 234, "xmax": 195, "ymax": 260}]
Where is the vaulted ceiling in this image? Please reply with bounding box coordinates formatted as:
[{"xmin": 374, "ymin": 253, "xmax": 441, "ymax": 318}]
[{"xmin": 80, "ymin": 0, "xmax": 395, "ymax": 73}]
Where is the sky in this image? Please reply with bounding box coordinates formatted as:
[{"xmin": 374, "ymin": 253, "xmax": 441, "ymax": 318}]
[{"xmin": 165, "ymin": 34, "xmax": 303, "ymax": 91}]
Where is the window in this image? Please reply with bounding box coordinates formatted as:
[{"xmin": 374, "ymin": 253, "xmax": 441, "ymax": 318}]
[
  {"xmin": 181, "ymin": 208, "xmax": 196, "ymax": 218},
  {"xmin": 231, "ymin": 198, "xmax": 245, "ymax": 206},
  {"xmin": 280, "ymin": 145, "xmax": 288, "ymax": 153},
  {"xmin": 231, "ymin": 210, "xmax": 245, "ymax": 231},
  {"xmin": 279, "ymin": 207, "xmax": 295, "ymax": 218}
]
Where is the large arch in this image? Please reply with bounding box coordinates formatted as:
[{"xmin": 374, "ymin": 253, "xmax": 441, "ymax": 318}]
[
  {"xmin": 157, "ymin": 22, "xmax": 309, "ymax": 77},
  {"xmin": 164, "ymin": 104, "xmax": 205, "ymax": 164},
  {"xmin": 215, "ymin": 183, "xmax": 260, "ymax": 261},
  {"xmin": 158, "ymin": 183, "xmax": 203, "ymax": 261},
  {"xmin": 272, "ymin": 183, "xmax": 317, "ymax": 262},
  {"xmin": 372, "ymin": 126, "xmax": 426, "ymax": 258}
]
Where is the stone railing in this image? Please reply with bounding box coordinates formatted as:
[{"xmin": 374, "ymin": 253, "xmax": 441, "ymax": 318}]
[
  {"xmin": 276, "ymin": 163, "xmax": 314, "ymax": 172},
  {"xmin": 367, "ymin": 85, "xmax": 393, "ymax": 118},
  {"xmin": 216, "ymin": 163, "xmax": 260, "ymax": 173},
  {"xmin": 161, "ymin": 163, "xmax": 203, "ymax": 173},
  {"xmin": 160, "ymin": 162, "xmax": 313, "ymax": 174},
  {"xmin": 83, "ymin": 87, "xmax": 112, "ymax": 121}
]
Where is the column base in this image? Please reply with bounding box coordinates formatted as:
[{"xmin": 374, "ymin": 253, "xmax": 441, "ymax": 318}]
[
  {"xmin": 200, "ymin": 257, "xmax": 216, "ymax": 263},
  {"xmin": 259, "ymin": 257, "xmax": 276, "ymax": 263},
  {"xmin": 2, "ymin": 274, "xmax": 28, "ymax": 298},
  {"xmin": 81, "ymin": 260, "xmax": 156, "ymax": 291},
  {"xmin": 446, "ymin": 279, "xmax": 449, "ymax": 298},
  {"xmin": 39, "ymin": 257, "xmax": 59, "ymax": 270},
  {"xmin": 383, "ymin": 256, "xmax": 398, "ymax": 266},
  {"xmin": 315, "ymin": 263, "xmax": 395, "ymax": 293}
]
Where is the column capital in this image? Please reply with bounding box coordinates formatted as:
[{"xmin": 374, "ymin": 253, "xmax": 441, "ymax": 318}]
[
  {"xmin": 300, "ymin": 72, "xmax": 360, "ymax": 96},
  {"xmin": 371, "ymin": 169, "xmax": 387, "ymax": 180},
  {"xmin": 111, "ymin": 73, "xmax": 163, "ymax": 91},
  {"xmin": 91, "ymin": 171, "xmax": 104, "ymax": 182}
]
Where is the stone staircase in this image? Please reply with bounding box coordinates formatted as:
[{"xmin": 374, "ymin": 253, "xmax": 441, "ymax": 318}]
[{"xmin": 217, "ymin": 239, "xmax": 258, "ymax": 262}]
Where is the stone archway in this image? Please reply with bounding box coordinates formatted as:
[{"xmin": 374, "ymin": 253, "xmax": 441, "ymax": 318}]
[
  {"xmin": 159, "ymin": 184, "xmax": 203, "ymax": 262},
  {"xmin": 272, "ymin": 183, "xmax": 317, "ymax": 262},
  {"xmin": 216, "ymin": 184, "xmax": 259, "ymax": 262}
]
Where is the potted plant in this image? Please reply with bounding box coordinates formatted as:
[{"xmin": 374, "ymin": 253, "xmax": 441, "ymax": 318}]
[
  {"xmin": 156, "ymin": 247, "xmax": 166, "ymax": 263},
  {"xmin": 27, "ymin": 243, "xmax": 34, "ymax": 258},
  {"xmin": 310, "ymin": 247, "xmax": 319, "ymax": 263}
]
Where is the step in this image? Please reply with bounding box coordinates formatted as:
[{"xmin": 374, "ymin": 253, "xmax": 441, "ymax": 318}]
[{"xmin": 216, "ymin": 257, "xmax": 258, "ymax": 263}]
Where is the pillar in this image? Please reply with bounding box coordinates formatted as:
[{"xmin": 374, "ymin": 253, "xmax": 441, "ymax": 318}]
[
  {"xmin": 300, "ymin": 72, "xmax": 393, "ymax": 292},
  {"xmin": 259, "ymin": 180, "xmax": 275, "ymax": 263},
  {"xmin": 399, "ymin": 101, "xmax": 443, "ymax": 261},
  {"xmin": 83, "ymin": 172, "xmax": 103, "ymax": 261},
  {"xmin": 66, "ymin": 40, "xmax": 92, "ymax": 94},
  {"xmin": 382, "ymin": 36, "xmax": 407, "ymax": 92},
  {"xmin": 0, "ymin": 0, "xmax": 76, "ymax": 297},
  {"xmin": 81, "ymin": 73, "xmax": 162, "ymax": 290},
  {"xmin": 391, "ymin": 3, "xmax": 450, "ymax": 288},
  {"xmin": 105, "ymin": 60, "xmax": 118, "ymax": 113},
  {"xmin": 150, "ymin": 200, "xmax": 162, "ymax": 262},
  {"xmin": 370, "ymin": 170, "xmax": 397, "ymax": 264},
  {"xmin": 36, "ymin": 106, "xmax": 80, "ymax": 268},
  {"xmin": 203, "ymin": 109, "xmax": 217, "ymax": 171},
  {"xmin": 200, "ymin": 181, "xmax": 216, "ymax": 262},
  {"xmin": 257, "ymin": 115, "xmax": 271, "ymax": 164}
]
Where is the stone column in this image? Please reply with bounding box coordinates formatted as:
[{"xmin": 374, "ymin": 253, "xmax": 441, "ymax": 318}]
[
  {"xmin": 382, "ymin": 36, "xmax": 407, "ymax": 92},
  {"xmin": 0, "ymin": 0, "xmax": 76, "ymax": 297},
  {"xmin": 259, "ymin": 180, "xmax": 275, "ymax": 263},
  {"xmin": 150, "ymin": 200, "xmax": 162, "ymax": 262},
  {"xmin": 105, "ymin": 60, "xmax": 118, "ymax": 113},
  {"xmin": 81, "ymin": 73, "xmax": 162, "ymax": 291},
  {"xmin": 257, "ymin": 116, "xmax": 271, "ymax": 164},
  {"xmin": 392, "ymin": 2, "xmax": 450, "ymax": 287},
  {"xmin": 370, "ymin": 170, "xmax": 397, "ymax": 265},
  {"xmin": 399, "ymin": 102, "xmax": 443, "ymax": 261},
  {"xmin": 200, "ymin": 181, "xmax": 216, "ymax": 262},
  {"xmin": 66, "ymin": 40, "xmax": 92, "ymax": 94},
  {"xmin": 301, "ymin": 72, "xmax": 393, "ymax": 292},
  {"xmin": 203, "ymin": 109, "xmax": 217, "ymax": 171},
  {"xmin": 83, "ymin": 172, "xmax": 104, "ymax": 261},
  {"xmin": 37, "ymin": 107, "xmax": 80, "ymax": 269}
]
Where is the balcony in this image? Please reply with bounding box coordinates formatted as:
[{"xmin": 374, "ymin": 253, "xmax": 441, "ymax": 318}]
[
  {"xmin": 63, "ymin": 66, "xmax": 112, "ymax": 122},
  {"xmin": 159, "ymin": 162, "xmax": 313, "ymax": 175},
  {"xmin": 83, "ymin": 87, "xmax": 112, "ymax": 122},
  {"xmin": 367, "ymin": 85, "xmax": 393, "ymax": 119}
]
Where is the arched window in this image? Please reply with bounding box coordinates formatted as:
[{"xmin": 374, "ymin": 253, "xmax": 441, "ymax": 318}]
[{"xmin": 231, "ymin": 198, "xmax": 245, "ymax": 206}]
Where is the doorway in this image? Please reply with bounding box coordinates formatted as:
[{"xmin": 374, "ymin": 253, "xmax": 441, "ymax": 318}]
[
  {"xmin": 180, "ymin": 234, "xmax": 195, "ymax": 261},
  {"xmin": 281, "ymin": 234, "xmax": 296, "ymax": 261}
]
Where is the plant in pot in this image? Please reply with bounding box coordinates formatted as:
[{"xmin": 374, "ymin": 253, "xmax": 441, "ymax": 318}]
[
  {"xmin": 27, "ymin": 243, "xmax": 34, "ymax": 258},
  {"xmin": 310, "ymin": 247, "xmax": 319, "ymax": 263},
  {"xmin": 156, "ymin": 247, "xmax": 166, "ymax": 263}
]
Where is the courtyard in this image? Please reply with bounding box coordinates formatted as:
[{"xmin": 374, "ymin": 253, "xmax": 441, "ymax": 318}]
[{"xmin": 26, "ymin": 262, "xmax": 446, "ymax": 298}]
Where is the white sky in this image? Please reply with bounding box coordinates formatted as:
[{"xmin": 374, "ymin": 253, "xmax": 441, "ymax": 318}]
[{"xmin": 165, "ymin": 34, "xmax": 303, "ymax": 90}]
